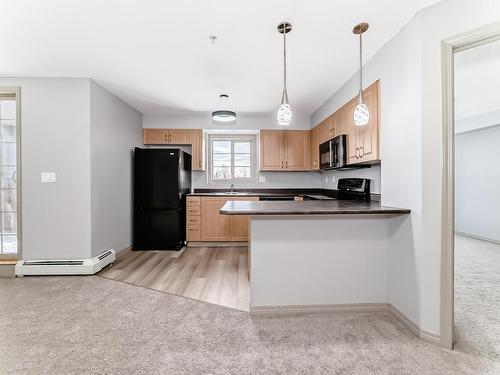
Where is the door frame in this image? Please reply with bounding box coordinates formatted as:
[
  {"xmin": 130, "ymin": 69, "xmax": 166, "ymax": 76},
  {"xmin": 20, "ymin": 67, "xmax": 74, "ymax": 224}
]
[
  {"xmin": 0, "ymin": 86, "xmax": 22, "ymax": 260},
  {"xmin": 440, "ymin": 22, "xmax": 500, "ymax": 350}
]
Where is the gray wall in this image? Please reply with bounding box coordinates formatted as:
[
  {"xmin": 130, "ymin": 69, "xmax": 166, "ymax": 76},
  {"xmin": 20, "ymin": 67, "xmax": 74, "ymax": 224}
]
[
  {"xmin": 0, "ymin": 78, "xmax": 92, "ymax": 259},
  {"xmin": 90, "ymin": 81, "xmax": 143, "ymax": 257},
  {"xmin": 455, "ymin": 126, "xmax": 500, "ymax": 242}
]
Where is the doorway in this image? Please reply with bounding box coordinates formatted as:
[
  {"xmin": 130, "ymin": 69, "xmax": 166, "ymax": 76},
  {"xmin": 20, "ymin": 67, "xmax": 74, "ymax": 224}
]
[
  {"xmin": 452, "ymin": 38, "xmax": 500, "ymax": 356},
  {"xmin": 0, "ymin": 88, "xmax": 20, "ymax": 259}
]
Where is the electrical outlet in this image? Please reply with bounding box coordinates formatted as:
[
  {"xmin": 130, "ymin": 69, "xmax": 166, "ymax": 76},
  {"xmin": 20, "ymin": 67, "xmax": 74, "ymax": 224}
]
[
  {"xmin": 324, "ymin": 176, "xmax": 329, "ymax": 184},
  {"xmin": 258, "ymin": 175, "xmax": 266, "ymax": 183},
  {"xmin": 41, "ymin": 172, "xmax": 56, "ymax": 183},
  {"xmin": 331, "ymin": 176, "xmax": 336, "ymax": 185}
]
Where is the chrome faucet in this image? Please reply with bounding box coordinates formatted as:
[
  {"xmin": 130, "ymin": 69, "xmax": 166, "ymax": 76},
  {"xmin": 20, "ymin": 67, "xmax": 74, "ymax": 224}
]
[{"xmin": 230, "ymin": 184, "xmax": 235, "ymax": 193}]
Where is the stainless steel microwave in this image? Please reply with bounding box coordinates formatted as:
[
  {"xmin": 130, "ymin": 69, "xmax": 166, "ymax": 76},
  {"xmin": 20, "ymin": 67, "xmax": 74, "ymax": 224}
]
[{"xmin": 319, "ymin": 135, "xmax": 347, "ymax": 170}]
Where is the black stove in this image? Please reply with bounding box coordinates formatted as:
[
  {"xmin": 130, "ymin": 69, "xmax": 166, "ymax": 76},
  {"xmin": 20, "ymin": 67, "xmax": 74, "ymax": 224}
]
[
  {"xmin": 336, "ymin": 178, "xmax": 371, "ymax": 201},
  {"xmin": 303, "ymin": 178, "xmax": 371, "ymax": 201}
]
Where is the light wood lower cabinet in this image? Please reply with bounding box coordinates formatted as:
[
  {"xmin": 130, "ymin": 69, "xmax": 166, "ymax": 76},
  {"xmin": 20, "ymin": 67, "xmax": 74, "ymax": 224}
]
[
  {"xmin": 260, "ymin": 130, "xmax": 310, "ymax": 171},
  {"xmin": 187, "ymin": 196, "xmax": 257, "ymax": 242}
]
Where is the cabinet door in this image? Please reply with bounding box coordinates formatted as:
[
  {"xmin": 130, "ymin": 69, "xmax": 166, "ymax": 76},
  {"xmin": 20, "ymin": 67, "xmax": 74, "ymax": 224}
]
[
  {"xmin": 260, "ymin": 130, "xmax": 284, "ymax": 170},
  {"xmin": 143, "ymin": 129, "xmax": 168, "ymax": 144},
  {"xmin": 310, "ymin": 125, "xmax": 321, "ymax": 170},
  {"xmin": 200, "ymin": 197, "xmax": 232, "ymax": 241},
  {"xmin": 345, "ymin": 81, "xmax": 380, "ymax": 164},
  {"xmin": 356, "ymin": 81, "xmax": 379, "ymax": 162},
  {"xmin": 318, "ymin": 117, "xmax": 333, "ymax": 144},
  {"xmin": 346, "ymin": 99, "xmax": 361, "ymax": 164},
  {"xmin": 284, "ymin": 130, "xmax": 310, "ymax": 170},
  {"xmin": 230, "ymin": 197, "xmax": 258, "ymax": 241},
  {"xmin": 190, "ymin": 129, "xmax": 205, "ymax": 170},
  {"xmin": 168, "ymin": 129, "xmax": 192, "ymax": 145}
]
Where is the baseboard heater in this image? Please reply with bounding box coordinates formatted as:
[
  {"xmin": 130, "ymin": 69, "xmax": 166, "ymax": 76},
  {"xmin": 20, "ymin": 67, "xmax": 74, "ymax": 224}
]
[{"xmin": 14, "ymin": 249, "xmax": 116, "ymax": 277}]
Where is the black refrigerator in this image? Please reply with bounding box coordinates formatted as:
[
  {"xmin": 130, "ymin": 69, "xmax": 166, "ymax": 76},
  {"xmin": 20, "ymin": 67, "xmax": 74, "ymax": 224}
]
[{"xmin": 133, "ymin": 148, "xmax": 191, "ymax": 250}]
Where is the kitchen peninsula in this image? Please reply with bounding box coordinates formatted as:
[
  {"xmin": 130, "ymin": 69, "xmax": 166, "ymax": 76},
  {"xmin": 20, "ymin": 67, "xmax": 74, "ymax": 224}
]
[{"xmin": 221, "ymin": 198, "xmax": 410, "ymax": 313}]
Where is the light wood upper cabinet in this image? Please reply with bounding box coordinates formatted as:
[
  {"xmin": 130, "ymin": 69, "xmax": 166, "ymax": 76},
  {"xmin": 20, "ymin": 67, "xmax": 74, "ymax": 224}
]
[
  {"xmin": 310, "ymin": 125, "xmax": 321, "ymax": 170},
  {"xmin": 310, "ymin": 115, "xmax": 336, "ymax": 170},
  {"xmin": 189, "ymin": 129, "xmax": 205, "ymax": 171},
  {"xmin": 260, "ymin": 130, "xmax": 284, "ymax": 170},
  {"xmin": 143, "ymin": 128, "xmax": 205, "ymax": 170},
  {"xmin": 345, "ymin": 80, "xmax": 380, "ymax": 165},
  {"xmin": 144, "ymin": 128, "xmax": 193, "ymax": 145},
  {"xmin": 284, "ymin": 131, "xmax": 310, "ymax": 170},
  {"xmin": 260, "ymin": 130, "xmax": 310, "ymax": 171},
  {"xmin": 143, "ymin": 129, "xmax": 169, "ymax": 144},
  {"xmin": 168, "ymin": 129, "xmax": 191, "ymax": 145}
]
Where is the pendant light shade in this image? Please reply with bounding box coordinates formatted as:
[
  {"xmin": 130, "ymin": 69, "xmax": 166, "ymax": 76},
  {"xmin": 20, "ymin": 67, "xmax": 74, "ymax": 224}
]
[
  {"xmin": 353, "ymin": 22, "xmax": 369, "ymax": 126},
  {"xmin": 212, "ymin": 94, "xmax": 236, "ymax": 123},
  {"xmin": 277, "ymin": 22, "xmax": 292, "ymax": 126}
]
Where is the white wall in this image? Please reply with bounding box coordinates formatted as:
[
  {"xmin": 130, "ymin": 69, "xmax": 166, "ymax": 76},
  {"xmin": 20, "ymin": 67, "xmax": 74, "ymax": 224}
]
[
  {"xmin": 311, "ymin": 13, "xmax": 423, "ymax": 329},
  {"xmin": 0, "ymin": 78, "xmax": 92, "ymax": 260},
  {"xmin": 455, "ymin": 126, "xmax": 500, "ymax": 242},
  {"xmin": 310, "ymin": 0, "xmax": 500, "ymax": 337},
  {"xmin": 89, "ymin": 81, "xmax": 143, "ymax": 257}
]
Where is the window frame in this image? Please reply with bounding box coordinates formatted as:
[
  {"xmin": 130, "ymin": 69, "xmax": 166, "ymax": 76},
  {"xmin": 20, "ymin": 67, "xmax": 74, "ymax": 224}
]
[{"xmin": 207, "ymin": 134, "xmax": 257, "ymax": 185}]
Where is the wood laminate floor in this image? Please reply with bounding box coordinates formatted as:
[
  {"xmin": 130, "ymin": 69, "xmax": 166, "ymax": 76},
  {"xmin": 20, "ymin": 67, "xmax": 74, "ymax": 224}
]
[{"xmin": 98, "ymin": 246, "xmax": 250, "ymax": 312}]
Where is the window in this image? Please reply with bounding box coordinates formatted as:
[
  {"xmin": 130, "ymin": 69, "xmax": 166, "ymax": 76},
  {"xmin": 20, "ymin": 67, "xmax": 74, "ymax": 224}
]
[
  {"xmin": 0, "ymin": 91, "xmax": 19, "ymax": 256},
  {"xmin": 208, "ymin": 134, "xmax": 256, "ymax": 184}
]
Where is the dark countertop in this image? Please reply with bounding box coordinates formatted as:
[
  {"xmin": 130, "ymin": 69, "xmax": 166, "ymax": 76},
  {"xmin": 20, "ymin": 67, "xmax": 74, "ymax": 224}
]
[{"xmin": 220, "ymin": 200, "xmax": 410, "ymax": 216}]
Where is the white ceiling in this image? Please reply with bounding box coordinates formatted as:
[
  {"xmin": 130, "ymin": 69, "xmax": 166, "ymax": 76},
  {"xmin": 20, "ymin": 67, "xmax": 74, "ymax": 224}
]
[
  {"xmin": 0, "ymin": 0, "xmax": 441, "ymax": 115},
  {"xmin": 455, "ymin": 38, "xmax": 500, "ymax": 120}
]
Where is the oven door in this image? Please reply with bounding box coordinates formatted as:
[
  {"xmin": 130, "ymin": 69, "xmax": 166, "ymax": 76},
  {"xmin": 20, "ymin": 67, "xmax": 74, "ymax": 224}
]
[{"xmin": 319, "ymin": 140, "xmax": 332, "ymax": 169}]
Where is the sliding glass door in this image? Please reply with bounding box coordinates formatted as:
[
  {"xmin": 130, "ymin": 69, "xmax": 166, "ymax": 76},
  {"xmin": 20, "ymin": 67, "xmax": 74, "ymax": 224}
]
[{"xmin": 0, "ymin": 92, "xmax": 19, "ymax": 257}]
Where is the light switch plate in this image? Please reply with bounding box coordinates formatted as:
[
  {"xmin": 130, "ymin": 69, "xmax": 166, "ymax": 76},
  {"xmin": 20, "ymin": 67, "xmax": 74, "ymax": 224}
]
[
  {"xmin": 41, "ymin": 172, "xmax": 56, "ymax": 183},
  {"xmin": 258, "ymin": 175, "xmax": 266, "ymax": 183}
]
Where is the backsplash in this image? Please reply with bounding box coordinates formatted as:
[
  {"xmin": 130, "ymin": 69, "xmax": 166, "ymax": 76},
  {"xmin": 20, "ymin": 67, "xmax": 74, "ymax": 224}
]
[{"xmin": 319, "ymin": 164, "xmax": 381, "ymax": 194}]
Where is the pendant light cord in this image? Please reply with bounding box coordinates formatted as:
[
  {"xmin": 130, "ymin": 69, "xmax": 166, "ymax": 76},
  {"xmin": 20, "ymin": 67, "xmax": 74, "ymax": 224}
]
[
  {"xmin": 359, "ymin": 31, "xmax": 363, "ymax": 94},
  {"xmin": 283, "ymin": 22, "xmax": 287, "ymax": 92}
]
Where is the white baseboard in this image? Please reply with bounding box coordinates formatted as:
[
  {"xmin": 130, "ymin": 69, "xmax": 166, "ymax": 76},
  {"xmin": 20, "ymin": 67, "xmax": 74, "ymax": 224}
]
[
  {"xmin": 251, "ymin": 303, "xmax": 389, "ymax": 315},
  {"xmin": 15, "ymin": 249, "xmax": 116, "ymax": 277},
  {"xmin": 455, "ymin": 231, "xmax": 500, "ymax": 244},
  {"xmin": 251, "ymin": 302, "xmax": 441, "ymax": 346}
]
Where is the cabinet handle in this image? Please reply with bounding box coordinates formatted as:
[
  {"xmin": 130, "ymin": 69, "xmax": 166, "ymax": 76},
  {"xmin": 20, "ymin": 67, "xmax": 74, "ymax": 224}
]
[
  {"xmin": 281, "ymin": 161, "xmax": 284, "ymax": 169},
  {"xmin": 285, "ymin": 160, "xmax": 288, "ymax": 168},
  {"xmin": 359, "ymin": 146, "xmax": 364, "ymax": 158},
  {"xmin": 355, "ymin": 147, "xmax": 359, "ymax": 159}
]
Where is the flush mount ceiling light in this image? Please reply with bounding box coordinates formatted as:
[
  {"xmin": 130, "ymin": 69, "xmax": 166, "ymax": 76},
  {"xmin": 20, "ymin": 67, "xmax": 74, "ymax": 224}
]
[
  {"xmin": 353, "ymin": 22, "xmax": 370, "ymax": 126},
  {"xmin": 277, "ymin": 21, "xmax": 292, "ymax": 126},
  {"xmin": 212, "ymin": 94, "xmax": 237, "ymax": 123}
]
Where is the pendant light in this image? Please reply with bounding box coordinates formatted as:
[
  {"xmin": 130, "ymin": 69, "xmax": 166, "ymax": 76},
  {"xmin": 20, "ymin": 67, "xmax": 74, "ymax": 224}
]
[
  {"xmin": 212, "ymin": 94, "xmax": 237, "ymax": 123},
  {"xmin": 277, "ymin": 22, "xmax": 292, "ymax": 126},
  {"xmin": 352, "ymin": 22, "xmax": 370, "ymax": 126}
]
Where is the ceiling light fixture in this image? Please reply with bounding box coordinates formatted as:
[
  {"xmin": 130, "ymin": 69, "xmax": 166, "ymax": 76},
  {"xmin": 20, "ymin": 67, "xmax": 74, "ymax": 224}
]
[
  {"xmin": 212, "ymin": 94, "xmax": 237, "ymax": 123},
  {"xmin": 353, "ymin": 22, "xmax": 370, "ymax": 126},
  {"xmin": 277, "ymin": 21, "xmax": 292, "ymax": 126}
]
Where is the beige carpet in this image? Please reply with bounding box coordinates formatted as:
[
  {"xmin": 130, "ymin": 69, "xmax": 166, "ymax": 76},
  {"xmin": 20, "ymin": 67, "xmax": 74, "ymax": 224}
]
[{"xmin": 0, "ymin": 236, "xmax": 498, "ymax": 374}]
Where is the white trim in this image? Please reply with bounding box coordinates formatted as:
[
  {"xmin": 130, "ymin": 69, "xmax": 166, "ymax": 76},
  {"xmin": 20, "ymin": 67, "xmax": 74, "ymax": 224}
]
[
  {"xmin": 455, "ymin": 231, "xmax": 500, "ymax": 245},
  {"xmin": 441, "ymin": 21, "xmax": 500, "ymax": 351},
  {"xmin": 207, "ymin": 133, "xmax": 257, "ymax": 184},
  {"xmin": 0, "ymin": 87, "xmax": 22, "ymax": 260},
  {"xmin": 250, "ymin": 303, "xmax": 440, "ymax": 345},
  {"xmin": 251, "ymin": 303, "xmax": 389, "ymax": 315}
]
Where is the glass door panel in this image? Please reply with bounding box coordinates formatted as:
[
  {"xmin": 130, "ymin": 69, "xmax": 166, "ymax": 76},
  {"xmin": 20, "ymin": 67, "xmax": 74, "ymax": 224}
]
[{"xmin": 0, "ymin": 97, "xmax": 18, "ymax": 256}]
